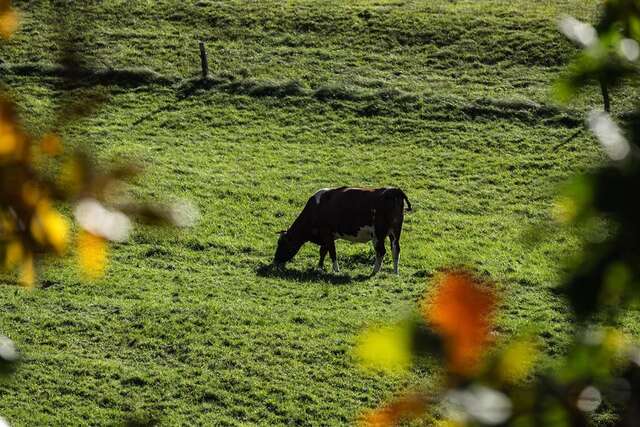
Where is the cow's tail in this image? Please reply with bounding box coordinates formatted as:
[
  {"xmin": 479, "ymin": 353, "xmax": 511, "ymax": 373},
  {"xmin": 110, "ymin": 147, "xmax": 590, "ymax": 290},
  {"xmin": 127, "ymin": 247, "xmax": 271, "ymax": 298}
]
[
  {"xmin": 401, "ymin": 190, "xmax": 412, "ymax": 212},
  {"xmin": 395, "ymin": 189, "xmax": 412, "ymax": 212}
]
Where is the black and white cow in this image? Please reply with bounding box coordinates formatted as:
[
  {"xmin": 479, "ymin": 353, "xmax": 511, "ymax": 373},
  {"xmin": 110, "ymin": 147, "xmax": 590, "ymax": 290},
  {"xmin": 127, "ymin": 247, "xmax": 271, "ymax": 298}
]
[{"xmin": 273, "ymin": 187, "xmax": 412, "ymax": 275}]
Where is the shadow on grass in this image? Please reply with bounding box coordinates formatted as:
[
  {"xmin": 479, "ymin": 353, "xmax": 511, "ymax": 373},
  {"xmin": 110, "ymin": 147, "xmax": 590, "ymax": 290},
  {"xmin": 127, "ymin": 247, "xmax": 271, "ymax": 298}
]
[
  {"xmin": 131, "ymin": 103, "xmax": 178, "ymax": 126},
  {"xmin": 340, "ymin": 252, "xmax": 374, "ymax": 267},
  {"xmin": 256, "ymin": 263, "xmax": 369, "ymax": 284}
]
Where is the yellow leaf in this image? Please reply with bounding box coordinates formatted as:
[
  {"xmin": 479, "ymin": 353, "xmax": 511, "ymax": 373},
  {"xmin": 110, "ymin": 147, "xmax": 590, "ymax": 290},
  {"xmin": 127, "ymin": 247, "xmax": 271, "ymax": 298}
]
[
  {"xmin": 21, "ymin": 180, "xmax": 40, "ymax": 206},
  {"xmin": 77, "ymin": 230, "xmax": 107, "ymax": 280},
  {"xmin": 4, "ymin": 240, "xmax": 22, "ymax": 269},
  {"xmin": 30, "ymin": 201, "xmax": 69, "ymax": 254},
  {"xmin": 0, "ymin": 214, "xmax": 14, "ymax": 234},
  {"xmin": 355, "ymin": 323, "xmax": 412, "ymax": 374},
  {"xmin": 18, "ymin": 253, "xmax": 34, "ymax": 288},
  {"xmin": 498, "ymin": 339, "xmax": 538, "ymax": 384},
  {"xmin": 0, "ymin": 7, "xmax": 17, "ymax": 39},
  {"xmin": 0, "ymin": 120, "xmax": 18, "ymax": 155}
]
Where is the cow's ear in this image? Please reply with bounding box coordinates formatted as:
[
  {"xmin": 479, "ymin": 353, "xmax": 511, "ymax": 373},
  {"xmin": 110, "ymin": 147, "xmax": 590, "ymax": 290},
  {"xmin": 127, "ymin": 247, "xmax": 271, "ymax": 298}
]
[{"xmin": 276, "ymin": 230, "xmax": 286, "ymax": 235}]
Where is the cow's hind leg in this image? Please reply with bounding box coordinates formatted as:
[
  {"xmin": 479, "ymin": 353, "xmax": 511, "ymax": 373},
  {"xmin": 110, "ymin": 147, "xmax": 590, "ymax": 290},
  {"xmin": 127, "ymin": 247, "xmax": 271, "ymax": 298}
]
[
  {"xmin": 389, "ymin": 232, "xmax": 401, "ymax": 275},
  {"xmin": 318, "ymin": 245, "xmax": 328, "ymax": 271},
  {"xmin": 372, "ymin": 230, "xmax": 387, "ymax": 275},
  {"xmin": 389, "ymin": 210, "xmax": 404, "ymax": 275}
]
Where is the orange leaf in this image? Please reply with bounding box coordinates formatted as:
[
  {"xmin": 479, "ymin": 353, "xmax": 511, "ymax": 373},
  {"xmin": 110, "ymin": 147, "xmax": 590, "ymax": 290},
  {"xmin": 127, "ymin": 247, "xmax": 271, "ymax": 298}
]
[
  {"xmin": 0, "ymin": 98, "xmax": 26, "ymax": 158},
  {"xmin": 40, "ymin": 133, "xmax": 62, "ymax": 156},
  {"xmin": 0, "ymin": 7, "xmax": 17, "ymax": 39},
  {"xmin": 423, "ymin": 270, "xmax": 497, "ymax": 376},
  {"xmin": 0, "ymin": 118, "xmax": 19, "ymax": 155},
  {"xmin": 359, "ymin": 394, "xmax": 427, "ymax": 427}
]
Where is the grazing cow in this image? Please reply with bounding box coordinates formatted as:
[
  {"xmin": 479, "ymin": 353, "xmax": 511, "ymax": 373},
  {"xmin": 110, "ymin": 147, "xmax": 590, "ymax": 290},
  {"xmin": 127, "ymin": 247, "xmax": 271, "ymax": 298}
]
[{"xmin": 273, "ymin": 187, "xmax": 412, "ymax": 275}]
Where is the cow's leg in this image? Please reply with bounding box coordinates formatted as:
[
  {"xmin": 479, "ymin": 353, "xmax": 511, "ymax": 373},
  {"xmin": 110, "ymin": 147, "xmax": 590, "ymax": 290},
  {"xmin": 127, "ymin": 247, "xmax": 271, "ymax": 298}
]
[
  {"xmin": 328, "ymin": 240, "xmax": 339, "ymax": 273},
  {"xmin": 318, "ymin": 245, "xmax": 328, "ymax": 270},
  {"xmin": 389, "ymin": 232, "xmax": 401, "ymax": 275},
  {"xmin": 389, "ymin": 209, "xmax": 404, "ymax": 275},
  {"xmin": 372, "ymin": 230, "xmax": 387, "ymax": 275}
]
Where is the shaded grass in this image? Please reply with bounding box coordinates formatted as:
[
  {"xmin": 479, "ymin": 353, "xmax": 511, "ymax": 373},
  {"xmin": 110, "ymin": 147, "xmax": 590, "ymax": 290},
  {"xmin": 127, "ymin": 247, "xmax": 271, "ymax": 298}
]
[
  {"xmin": 5, "ymin": 0, "xmax": 605, "ymax": 104},
  {"xmin": 0, "ymin": 62, "xmax": 175, "ymax": 87},
  {"xmin": 0, "ymin": 62, "xmax": 584, "ymax": 128},
  {"xmin": 256, "ymin": 263, "xmax": 372, "ymax": 285}
]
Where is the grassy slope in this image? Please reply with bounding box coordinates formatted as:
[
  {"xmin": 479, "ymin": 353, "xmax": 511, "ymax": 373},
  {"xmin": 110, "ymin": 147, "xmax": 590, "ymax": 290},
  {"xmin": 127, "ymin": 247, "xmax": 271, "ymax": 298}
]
[{"xmin": 0, "ymin": 0, "xmax": 631, "ymax": 425}]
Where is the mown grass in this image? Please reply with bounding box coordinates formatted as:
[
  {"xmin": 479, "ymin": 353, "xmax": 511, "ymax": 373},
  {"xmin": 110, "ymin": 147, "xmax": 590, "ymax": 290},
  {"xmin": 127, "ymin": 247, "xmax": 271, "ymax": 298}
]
[{"xmin": 0, "ymin": 0, "xmax": 633, "ymax": 425}]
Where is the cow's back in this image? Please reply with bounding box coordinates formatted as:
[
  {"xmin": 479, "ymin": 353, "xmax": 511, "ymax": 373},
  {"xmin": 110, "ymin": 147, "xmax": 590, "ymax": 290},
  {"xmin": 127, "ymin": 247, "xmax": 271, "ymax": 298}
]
[{"xmin": 312, "ymin": 187, "xmax": 389, "ymax": 235}]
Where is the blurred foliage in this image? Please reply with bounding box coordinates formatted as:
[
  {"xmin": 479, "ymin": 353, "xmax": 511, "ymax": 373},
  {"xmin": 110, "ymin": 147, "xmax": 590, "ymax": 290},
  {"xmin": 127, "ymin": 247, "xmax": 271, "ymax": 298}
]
[
  {"xmin": 0, "ymin": 1, "xmax": 195, "ymax": 288},
  {"xmin": 0, "ymin": 0, "xmax": 196, "ymax": 387},
  {"xmin": 357, "ymin": 270, "xmax": 640, "ymax": 426},
  {"xmin": 356, "ymin": 2, "xmax": 640, "ymax": 426},
  {"xmin": 0, "ymin": 0, "xmax": 17, "ymax": 40},
  {"xmin": 424, "ymin": 271, "xmax": 497, "ymax": 377}
]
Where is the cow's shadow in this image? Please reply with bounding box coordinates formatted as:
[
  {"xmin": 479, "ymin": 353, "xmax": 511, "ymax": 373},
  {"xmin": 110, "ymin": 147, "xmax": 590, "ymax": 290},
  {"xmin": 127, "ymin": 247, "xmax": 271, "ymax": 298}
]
[{"xmin": 256, "ymin": 263, "xmax": 369, "ymax": 284}]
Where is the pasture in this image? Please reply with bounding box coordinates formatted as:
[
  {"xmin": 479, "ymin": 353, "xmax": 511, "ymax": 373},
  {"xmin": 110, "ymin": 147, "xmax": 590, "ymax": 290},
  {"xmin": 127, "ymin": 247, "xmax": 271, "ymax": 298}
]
[{"xmin": 0, "ymin": 0, "xmax": 633, "ymax": 425}]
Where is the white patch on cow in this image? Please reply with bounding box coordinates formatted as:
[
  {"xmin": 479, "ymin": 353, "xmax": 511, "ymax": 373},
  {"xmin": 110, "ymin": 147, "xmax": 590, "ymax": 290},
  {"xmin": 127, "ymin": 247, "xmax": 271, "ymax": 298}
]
[
  {"xmin": 313, "ymin": 188, "xmax": 329, "ymax": 204},
  {"xmin": 332, "ymin": 260, "xmax": 340, "ymax": 273},
  {"xmin": 334, "ymin": 225, "xmax": 374, "ymax": 243}
]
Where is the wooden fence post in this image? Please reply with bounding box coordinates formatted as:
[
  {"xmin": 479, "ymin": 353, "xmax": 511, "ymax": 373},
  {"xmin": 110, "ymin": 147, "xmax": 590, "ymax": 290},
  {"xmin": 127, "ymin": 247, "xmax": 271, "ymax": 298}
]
[{"xmin": 199, "ymin": 41, "xmax": 208, "ymax": 79}]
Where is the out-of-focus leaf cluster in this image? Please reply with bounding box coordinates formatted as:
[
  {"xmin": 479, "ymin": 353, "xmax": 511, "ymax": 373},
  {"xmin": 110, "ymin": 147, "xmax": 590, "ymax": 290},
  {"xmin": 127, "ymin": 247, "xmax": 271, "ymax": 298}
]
[
  {"xmin": 0, "ymin": 1, "xmax": 198, "ymax": 287},
  {"xmin": 0, "ymin": 5, "xmax": 200, "ymax": 411},
  {"xmin": 0, "ymin": 92, "xmax": 197, "ymax": 287},
  {"xmin": 555, "ymin": 4, "xmax": 640, "ymax": 103},
  {"xmin": 356, "ymin": 271, "xmax": 640, "ymax": 426},
  {"xmin": 356, "ymin": 3, "xmax": 640, "ymax": 426},
  {"xmin": 552, "ymin": 4, "xmax": 640, "ymax": 321}
]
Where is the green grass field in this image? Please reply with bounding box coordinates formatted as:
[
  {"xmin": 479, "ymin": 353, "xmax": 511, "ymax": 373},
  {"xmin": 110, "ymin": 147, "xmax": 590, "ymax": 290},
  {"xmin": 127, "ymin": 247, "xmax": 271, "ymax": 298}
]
[{"xmin": 0, "ymin": 0, "xmax": 635, "ymax": 425}]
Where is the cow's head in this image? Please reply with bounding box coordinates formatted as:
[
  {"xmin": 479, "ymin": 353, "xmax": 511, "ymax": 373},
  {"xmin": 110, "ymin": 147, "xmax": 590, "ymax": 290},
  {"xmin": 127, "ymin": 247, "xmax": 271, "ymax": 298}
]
[{"xmin": 273, "ymin": 230, "xmax": 301, "ymax": 265}]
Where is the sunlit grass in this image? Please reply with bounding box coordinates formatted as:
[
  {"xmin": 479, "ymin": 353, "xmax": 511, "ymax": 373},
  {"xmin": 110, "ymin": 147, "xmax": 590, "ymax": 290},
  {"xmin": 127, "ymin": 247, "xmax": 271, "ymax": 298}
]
[{"xmin": 0, "ymin": 0, "xmax": 626, "ymax": 425}]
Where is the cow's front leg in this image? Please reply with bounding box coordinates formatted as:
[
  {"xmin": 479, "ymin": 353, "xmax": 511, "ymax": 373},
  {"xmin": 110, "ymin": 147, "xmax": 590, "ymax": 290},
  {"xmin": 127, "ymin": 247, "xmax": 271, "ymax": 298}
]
[
  {"xmin": 318, "ymin": 245, "xmax": 328, "ymax": 271},
  {"xmin": 328, "ymin": 240, "xmax": 339, "ymax": 273},
  {"xmin": 372, "ymin": 234, "xmax": 386, "ymax": 275}
]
